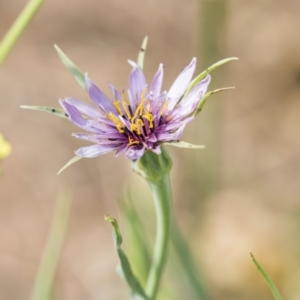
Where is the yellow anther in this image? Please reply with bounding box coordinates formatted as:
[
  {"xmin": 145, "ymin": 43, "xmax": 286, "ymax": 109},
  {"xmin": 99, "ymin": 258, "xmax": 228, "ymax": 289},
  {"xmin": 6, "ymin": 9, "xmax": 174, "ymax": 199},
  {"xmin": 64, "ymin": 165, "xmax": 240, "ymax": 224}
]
[
  {"xmin": 135, "ymin": 118, "xmax": 144, "ymax": 127},
  {"xmin": 122, "ymin": 99, "xmax": 132, "ymax": 120},
  {"xmin": 113, "ymin": 100, "xmax": 123, "ymax": 116},
  {"xmin": 130, "ymin": 123, "xmax": 141, "ymax": 135},
  {"xmin": 121, "ymin": 91, "xmax": 133, "ymax": 120},
  {"xmin": 141, "ymin": 88, "xmax": 147, "ymax": 103},
  {"xmin": 128, "ymin": 137, "xmax": 139, "ymax": 145},
  {"xmin": 144, "ymin": 112, "xmax": 154, "ymax": 129},
  {"xmin": 106, "ymin": 112, "xmax": 125, "ymax": 133}
]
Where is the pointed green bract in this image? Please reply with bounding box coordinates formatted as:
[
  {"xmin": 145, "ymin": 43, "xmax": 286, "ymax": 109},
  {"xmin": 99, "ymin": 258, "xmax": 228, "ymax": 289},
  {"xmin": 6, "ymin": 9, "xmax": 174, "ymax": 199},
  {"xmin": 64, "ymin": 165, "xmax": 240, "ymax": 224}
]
[
  {"xmin": 137, "ymin": 36, "xmax": 148, "ymax": 70},
  {"xmin": 105, "ymin": 215, "xmax": 148, "ymax": 300},
  {"xmin": 57, "ymin": 156, "xmax": 82, "ymax": 175},
  {"xmin": 165, "ymin": 141, "xmax": 205, "ymax": 149},
  {"xmin": 54, "ymin": 44, "xmax": 86, "ymax": 89},
  {"xmin": 196, "ymin": 87, "xmax": 235, "ymax": 114},
  {"xmin": 20, "ymin": 105, "xmax": 68, "ymax": 119},
  {"xmin": 184, "ymin": 57, "xmax": 238, "ymax": 97},
  {"xmin": 251, "ymin": 253, "xmax": 283, "ymax": 300}
]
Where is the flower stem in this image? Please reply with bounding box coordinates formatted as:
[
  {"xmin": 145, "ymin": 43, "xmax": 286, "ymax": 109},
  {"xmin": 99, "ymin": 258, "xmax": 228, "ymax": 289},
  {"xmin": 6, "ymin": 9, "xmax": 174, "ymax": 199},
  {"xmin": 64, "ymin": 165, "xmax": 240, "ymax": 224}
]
[
  {"xmin": 131, "ymin": 147, "xmax": 173, "ymax": 300},
  {"xmin": 145, "ymin": 173, "xmax": 172, "ymax": 300},
  {"xmin": 0, "ymin": 0, "xmax": 45, "ymax": 66}
]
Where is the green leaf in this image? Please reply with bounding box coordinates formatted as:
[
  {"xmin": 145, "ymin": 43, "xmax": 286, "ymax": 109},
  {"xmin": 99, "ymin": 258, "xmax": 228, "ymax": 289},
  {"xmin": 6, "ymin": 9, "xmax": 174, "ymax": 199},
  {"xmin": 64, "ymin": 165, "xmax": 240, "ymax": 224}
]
[
  {"xmin": 196, "ymin": 87, "xmax": 235, "ymax": 114},
  {"xmin": 20, "ymin": 105, "xmax": 69, "ymax": 119},
  {"xmin": 57, "ymin": 156, "xmax": 82, "ymax": 175},
  {"xmin": 54, "ymin": 44, "xmax": 86, "ymax": 89},
  {"xmin": 137, "ymin": 36, "xmax": 148, "ymax": 70},
  {"xmin": 105, "ymin": 215, "xmax": 148, "ymax": 300},
  {"xmin": 165, "ymin": 141, "xmax": 205, "ymax": 149},
  {"xmin": 251, "ymin": 253, "xmax": 283, "ymax": 300},
  {"xmin": 184, "ymin": 57, "xmax": 238, "ymax": 97},
  {"xmin": 31, "ymin": 192, "xmax": 72, "ymax": 300}
]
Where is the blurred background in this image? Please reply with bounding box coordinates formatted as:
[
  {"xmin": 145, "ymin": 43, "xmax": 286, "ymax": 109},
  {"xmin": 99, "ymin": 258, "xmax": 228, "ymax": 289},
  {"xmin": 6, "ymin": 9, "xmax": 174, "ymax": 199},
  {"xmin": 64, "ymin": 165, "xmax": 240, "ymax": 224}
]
[{"xmin": 0, "ymin": 0, "xmax": 300, "ymax": 299}]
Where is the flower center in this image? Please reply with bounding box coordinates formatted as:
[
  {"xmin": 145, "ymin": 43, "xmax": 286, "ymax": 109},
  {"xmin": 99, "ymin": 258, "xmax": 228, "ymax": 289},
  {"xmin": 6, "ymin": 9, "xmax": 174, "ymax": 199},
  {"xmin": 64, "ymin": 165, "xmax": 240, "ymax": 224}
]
[{"xmin": 106, "ymin": 88, "xmax": 156, "ymax": 146}]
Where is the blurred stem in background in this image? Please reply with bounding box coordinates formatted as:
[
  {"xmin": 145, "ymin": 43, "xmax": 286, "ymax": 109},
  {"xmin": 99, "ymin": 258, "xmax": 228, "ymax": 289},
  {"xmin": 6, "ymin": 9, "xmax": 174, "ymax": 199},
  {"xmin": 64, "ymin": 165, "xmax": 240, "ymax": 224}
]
[
  {"xmin": 187, "ymin": 0, "xmax": 228, "ymax": 204},
  {"xmin": 31, "ymin": 192, "xmax": 72, "ymax": 300},
  {"xmin": 0, "ymin": 0, "xmax": 45, "ymax": 66}
]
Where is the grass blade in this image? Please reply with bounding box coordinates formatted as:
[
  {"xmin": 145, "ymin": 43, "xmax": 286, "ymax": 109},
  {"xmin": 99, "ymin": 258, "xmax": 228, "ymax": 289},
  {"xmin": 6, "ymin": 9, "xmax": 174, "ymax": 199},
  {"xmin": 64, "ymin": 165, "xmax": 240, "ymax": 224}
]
[{"xmin": 251, "ymin": 253, "xmax": 283, "ymax": 300}]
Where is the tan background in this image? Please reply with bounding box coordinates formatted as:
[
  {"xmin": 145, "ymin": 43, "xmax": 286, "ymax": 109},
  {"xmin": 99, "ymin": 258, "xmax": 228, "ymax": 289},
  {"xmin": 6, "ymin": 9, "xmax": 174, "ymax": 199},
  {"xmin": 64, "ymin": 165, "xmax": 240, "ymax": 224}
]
[{"xmin": 0, "ymin": 0, "xmax": 300, "ymax": 299}]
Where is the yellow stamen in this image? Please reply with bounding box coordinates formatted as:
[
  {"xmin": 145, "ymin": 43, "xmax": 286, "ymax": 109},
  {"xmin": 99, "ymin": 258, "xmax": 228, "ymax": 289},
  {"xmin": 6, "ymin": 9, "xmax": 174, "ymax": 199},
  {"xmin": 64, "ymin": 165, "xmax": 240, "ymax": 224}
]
[
  {"xmin": 144, "ymin": 112, "xmax": 154, "ymax": 129},
  {"xmin": 121, "ymin": 91, "xmax": 133, "ymax": 120},
  {"xmin": 128, "ymin": 137, "xmax": 139, "ymax": 145},
  {"xmin": 106, "ymin": 112, "xmax": 125, "ymax": 133},
  {"xmin": 130, "ymin": 123, "xmax": 141, "ymax": 135},
  {"xmin": 113, "ymin": 100, "xmax": 123, "ymax": 116}
]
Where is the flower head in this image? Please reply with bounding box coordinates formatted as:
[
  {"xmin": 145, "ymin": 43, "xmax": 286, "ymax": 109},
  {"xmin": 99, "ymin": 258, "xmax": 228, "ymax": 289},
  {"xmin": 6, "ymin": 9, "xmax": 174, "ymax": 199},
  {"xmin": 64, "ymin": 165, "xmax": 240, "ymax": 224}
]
[{"xmin": 59, "ymin": 58, "xmax": 210, "ymax": 160}]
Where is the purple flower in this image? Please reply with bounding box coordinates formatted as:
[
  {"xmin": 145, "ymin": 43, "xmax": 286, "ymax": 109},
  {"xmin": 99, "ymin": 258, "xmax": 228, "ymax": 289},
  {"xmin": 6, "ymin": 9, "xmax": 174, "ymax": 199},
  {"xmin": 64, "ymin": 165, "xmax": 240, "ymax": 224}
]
[{"xmin": 59, "ymin": 58, "xmax": 211, "ymax": 160}]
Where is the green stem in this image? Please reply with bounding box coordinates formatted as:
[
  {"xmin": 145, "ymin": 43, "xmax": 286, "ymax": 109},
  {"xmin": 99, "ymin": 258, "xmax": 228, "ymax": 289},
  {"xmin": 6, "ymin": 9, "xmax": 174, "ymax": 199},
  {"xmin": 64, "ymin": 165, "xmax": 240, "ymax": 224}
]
[
  {"xmin": 145, "ymin": 173, "xmax": 172, "ymax": 300},
  {"xmin": 0, "ymin": 0, "xmax": 45, "ymax": 66},
  {"xmin": 131, "ymin": 147, "xmax": 173, "ymax": 300}
]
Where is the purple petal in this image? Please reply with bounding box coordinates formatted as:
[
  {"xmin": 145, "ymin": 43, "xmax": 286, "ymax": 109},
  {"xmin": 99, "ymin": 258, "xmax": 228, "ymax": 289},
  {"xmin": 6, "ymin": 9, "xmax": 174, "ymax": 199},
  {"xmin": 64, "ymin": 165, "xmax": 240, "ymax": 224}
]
[
  {"xmin": 147, "ymin": 133, "xmax": 157, "ymax": 143},
  {"xmin": 167, "ymin": 57, "xmax": 197, "ymax": 111},
  {"xmin": 108, "ymin": 83, "xmax": 122, "ymax": 101},
  {"xmin": 172, "ymin": 75, "xmax": 211, "ymax": 120},
  {"xmin": 76, "ymin": 144, "xmax": 118, "ymax": 158},
  {"xmin": 149, "ymin": 64, "xmax": 164, "ymax": 98},
  {"xmin": 85, "ymin": 74, "xmax": 118, "ymax": 114},
  {"xmin": 59, "ymin": 100, "xmax": 98, "ymax": 133},
  {"xmin": 129, "ymin": 66, "xmax": 146, "ymax": 106},
  {"xmin": 115, "ymin": 143, "xmax": 128, "ymax": 157},
  {"xmin": 152, "ymin": 91, "xmax": 167, "ymax": 116},
  {"xmin": 156, "ymin": 124, "xmax": 186, "ymax": 141},
  {"xmin": 72, "ymin": 132, "xmax": 126, "ymax": 143},
  {"xmin": 125, "ymin": 145, "xmax": 145, "ymax": 160},
  {"xmin": 155, "ymin": 121, "xmax": 184, "ymax": 133},
  {"xmin": 87, "ymin": 119, "xmax": 117, "ymax": 133},
  {"xmin": 126, "ymin": 89, "xmax": 135, "ymax": 109},
  {"xmin": 65, "ymin": 97, "xmax": 102, "ymax": 119}
]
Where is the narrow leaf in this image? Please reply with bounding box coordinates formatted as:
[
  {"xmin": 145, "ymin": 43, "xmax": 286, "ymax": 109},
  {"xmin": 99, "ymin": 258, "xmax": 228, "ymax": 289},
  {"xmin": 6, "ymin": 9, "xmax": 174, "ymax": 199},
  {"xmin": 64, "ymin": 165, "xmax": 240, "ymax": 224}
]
[
  {"xmin": 137, "ymin": 36, "xmax": 148, "ymax": 70},
  {"xmin": 184, "ymin": 57, "xmax": 238, "ymax": 96},
  {"xmin": 57, "ymin": 156, "xmax": 82, "ymax": 175},
  {"xmin": 251, "ymin": 253, "xmax": 283, "ymax": 300},
  {"xmin": 105, "ymin": 215, "xmax": 148, "ymax": 300},
  {"xmin": 31, "ymin": 192, "xmax": 72, "ymax": 300},
  {"xmin": 54, "ymin": 44, "xmax": 86, "ymax": 89},
  {"xmin": 196, "ymin": 87, "xmax": 235, "ymax": 114},
  {"xmin": 165, "ymin": 141, "xmax": 205, "ymax": 149},
  {"xmin": 20, "ymin": 105, "xmax": 69, "ymax": 119}
]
